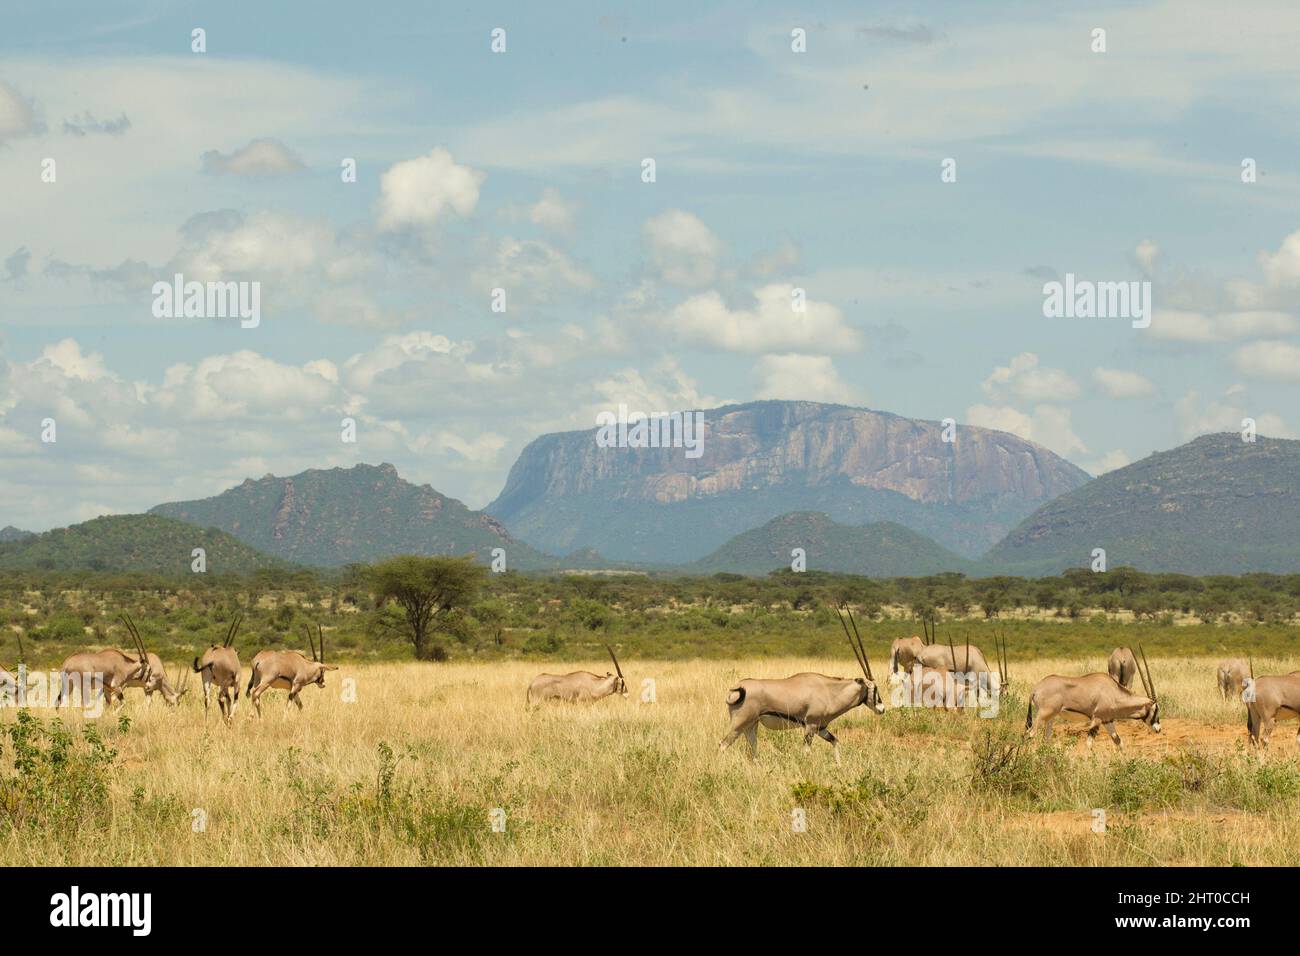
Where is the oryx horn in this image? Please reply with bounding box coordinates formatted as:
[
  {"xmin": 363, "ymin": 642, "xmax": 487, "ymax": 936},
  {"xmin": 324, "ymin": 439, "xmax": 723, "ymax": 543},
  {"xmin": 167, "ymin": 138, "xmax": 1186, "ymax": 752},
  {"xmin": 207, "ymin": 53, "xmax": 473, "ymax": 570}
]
[
  {"xmin": 15, "ymin": 631, "xmax": 25, "ymax": 665},
  {"xmin": 837, "ymin": 603, "xmax": 873, "ymax": 682},
  {"xmin": 318, "ymin": 624, "xmax": 325, "ymax": 665},
  {"xmin": 224, "ymin": 612, "xmax": 243, "ymax": 648},
  {"xmin": 1137, "ymin": 643, "xmax": 1156, "ymax": 701},
  {"xmin": 604, "ymin": 643, "xmax": 623, "ymax": 681},
  {"xmin": 304, "ymin": 624, "xmax": 319, "ymax": 662},
  {"xmin": 120, "ymin": 613, "xmax": 147, "ymax": 662}
]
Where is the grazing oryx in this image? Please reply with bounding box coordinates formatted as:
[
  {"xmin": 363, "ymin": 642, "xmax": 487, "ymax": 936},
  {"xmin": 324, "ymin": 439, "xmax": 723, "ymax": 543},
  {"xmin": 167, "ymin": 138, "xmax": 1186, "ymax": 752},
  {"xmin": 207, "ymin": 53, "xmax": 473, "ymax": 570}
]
[
  {"xmin": 194, "ymin": 614, "xmax": 243, "ymax": 722},
  {"xmin": 246, "ymin": 624, "xmax": 338, "ymax": 717},
  {"xmin": 1217, "ymin": 657, "xmax": 1249, "ymax": 701},
  {"xmin": 718, "ymin": 604, "xmax": 884, "ymax": 764},
  {"xmin": 1026, "ymin": 645, "xmax": 1161, "ymax": 748},
  {"xmin": 55, "ymin": 614, "xmax": 153, "ymax": 710},
  {"xmin": 124, "ymin": 653, "xmax": 189, "ymax": 705},
  {"xmin": 1244, "ymin": 659, "xmax": 1300, "ymax": 748},
  {"xmin": 890, "ymin": 621, "xmax": 991, "ymax": 676},
  {"xmin": 1107, "ymin": 647, "xmax": 1137, "ymax": 690},
  {"xmin": 526, "ymin": 645, "xmax": 628, "ymax": 704}
]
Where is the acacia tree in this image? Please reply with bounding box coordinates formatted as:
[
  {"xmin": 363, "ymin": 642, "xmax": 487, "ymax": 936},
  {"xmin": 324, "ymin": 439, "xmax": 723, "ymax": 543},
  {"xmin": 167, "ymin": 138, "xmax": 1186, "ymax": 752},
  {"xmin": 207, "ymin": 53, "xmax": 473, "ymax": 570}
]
[{"xmin": 367, "ymin": 556, "xmax": 486, "ymax": 659}]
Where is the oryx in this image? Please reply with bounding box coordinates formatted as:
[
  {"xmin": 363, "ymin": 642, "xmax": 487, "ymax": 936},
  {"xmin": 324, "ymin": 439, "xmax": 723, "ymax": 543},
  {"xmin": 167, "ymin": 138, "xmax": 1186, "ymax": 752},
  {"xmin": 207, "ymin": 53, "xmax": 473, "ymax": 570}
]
[
  {"xmin": 1025, "ymin": 644, "xmax": 1161, "ymax": 748},
  {"xmin": 194, "ymin": 613, "xmax": 243, "ymax": 722},
  {"xmin": 124, "ymin": 652, "xmax": 189, "ymax": 705},
  {"xmin": 1107, "ymin": 647, "xmax": 1137, "ymax": 690},
  {"xmin": 526, "ymin": 645, "xmax": 628, "ymax": 704},
  {"xmin": 246, "ymin": 624, "xmax": 338, "ymax": 717},
  {"xmin": 55, "ymin": 614, "xmax": 153, "ymax": 711},
  {"xmin": 718, "ymin": 604, "xmax": 884, "ymax": 764},
  {"xmin": 1244, "ymin": 658, "xmax": 1300, "ymax": 748},
  {"xmin": 1216, "ymin": 657, "xmax": 1249, "ymax": 701},
  {"xmin": 890, "ymin": 621, "xmax": 992, "ymax": 676}
]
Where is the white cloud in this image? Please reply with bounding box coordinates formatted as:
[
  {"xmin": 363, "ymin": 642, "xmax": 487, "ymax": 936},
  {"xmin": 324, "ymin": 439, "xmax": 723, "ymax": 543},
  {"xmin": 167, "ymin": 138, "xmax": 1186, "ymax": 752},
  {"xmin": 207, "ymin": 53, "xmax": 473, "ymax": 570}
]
[
  {"xmin": 1229, "ymin": 340, "xmax": 1300, "ymax": 382},
  {"xmin": 1148, "ymin": 309, "xmax": 1297, "ymax": 343},
  {"xmin": 657, "ymin": 284, "xmax": 859, "ymax": 354},
  {"xmin": 0, "ymin": 80, "xmax": 40, "ymax": 141},
  {"xmin": 1134, "ymin": 239, "xmax": 1159, "ymax": 277},
  {"xmin": 1081, "ymin": 450, "xmax": 1131, "ymax": 475},
  {"xmin": 473, "ymin": 237, "xmax": 595, "ymax": 304},
  {"xmin": 200, "ymin": 138, "xmax": 305, "ymax": 176},
  {"xmin": 527, "ymin": 187, "xmax": 577, "ymax": 232},
  {"xmin": 643, "ymin": 210, "xmax": 723, "ymax": 287},
  {"xmin": 1092, "ymin": 367, "xmax": 1156, "ymax": 399},
  {"xmin": 590, "ymin": 357, "xmax": 722, "ymax": 414},
  {"xmin": 1175, "ymin": 386, "xmax": 1293, "ymax": 438},
  {"xmin": 982, "ymin": 353, "xmax": 1081, "ymax": 403},
  {"xmin": 376, "ymin": 147, "xmax": 485, "ymax": 232},
  {"xmin": 966, "ymin": 402, "xmax": 1086, "ymax": 457},
  {"xmin": 752, "ymin": 354, "xmax": 861, "ymax": 404}
]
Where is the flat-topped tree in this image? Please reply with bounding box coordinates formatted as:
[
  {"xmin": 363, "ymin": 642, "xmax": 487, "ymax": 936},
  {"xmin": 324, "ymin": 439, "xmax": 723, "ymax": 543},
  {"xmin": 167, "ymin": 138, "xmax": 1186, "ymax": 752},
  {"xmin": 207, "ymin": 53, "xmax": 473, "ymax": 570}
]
[{"xmin": 367, "ymin": 555, "xmax": 486, "ymax": 660}]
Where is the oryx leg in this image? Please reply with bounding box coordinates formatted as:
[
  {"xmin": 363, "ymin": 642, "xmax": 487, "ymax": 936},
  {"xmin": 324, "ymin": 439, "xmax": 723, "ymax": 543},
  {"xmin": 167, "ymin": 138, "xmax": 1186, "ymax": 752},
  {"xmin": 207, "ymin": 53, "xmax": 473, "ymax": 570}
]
[
  {"xmin": 744, "ymin": 724, "xmax": 758, "ymax": 758},
  {"xmin": 250, "ymin": 682, "xmax": 268, "ymax": 718},
  {"xmin": 202, "ymin": 675, "xmax": 213, "ymax": 717},
  {"xmin": 1103, "ymin": 721, "xmax": 1122, "ymax": 748},
  {"xmin": 289, "ymin": 680, "xmax": 306, "ymax": 711},
  {"xmin": 718, "ymin": 720, "xmax": 750, "ymax": 754},
  {"xmin": 1085, "ymin": 720, "xmax": 1101, "ymax": 748},
  {"xmin": 817, "ymin": 727, "xmax": 842, "ymax": 765}
]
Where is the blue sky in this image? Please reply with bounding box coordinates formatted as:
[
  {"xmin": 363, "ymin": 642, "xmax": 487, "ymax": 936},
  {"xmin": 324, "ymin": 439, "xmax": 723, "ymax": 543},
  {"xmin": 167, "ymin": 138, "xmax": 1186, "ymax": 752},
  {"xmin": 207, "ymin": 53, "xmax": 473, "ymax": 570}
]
[{"xmin": 3, "ymin": 0, "xmax": 1300, "ymax": 531}]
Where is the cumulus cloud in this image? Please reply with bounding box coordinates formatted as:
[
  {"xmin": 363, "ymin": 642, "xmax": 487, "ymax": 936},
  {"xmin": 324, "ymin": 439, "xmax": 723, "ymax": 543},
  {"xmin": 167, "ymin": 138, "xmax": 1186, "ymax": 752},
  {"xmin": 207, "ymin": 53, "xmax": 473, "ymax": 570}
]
[
  {"xmin": 509, "ymin": 187, "xmax": 577, "ymax": 232},
  {"xmin": 1134, "ymin": 239, "xmax": 1159, "ymax": 277},
  {"xmin": 1148, "ymin": 309, "xmax": 1296, "ymax": 343},
  {"xmin": 1080, "ymin": 450, "xmax": 1130, "ymax": 476},
  {"xmin": 376, "ymin": 147, "xmax": 485, "ymax": 231},
  {"xmin": 966, "ymin": 402, "xmax": 1086, "ymax": 457},
  {"xmin": 0, "ymin": 80, "xmax": 41, "ymax": 141},
  {"xmin": 656, "ymin": 284, "xmax": 859, "ymax": 354},
  {"xmin": 981, "ymin": 353, "xmax": 1080, "ymax": 403},
  {"xmin": 643, "ymin": 210, "xmax": 724, "ymax": 287},
  {"xmin": 1175, "ymin": 387, "xmax": 1293, "ymax": 439},
  {"xmin": 590, "ymin": 356, "xmax": 722, "ymax": 415},
  {"xmin": 752, "ymin": 353, "xmax": 861, "ymax": 404},
  {"xmin": 200, "ymin": 137, "xmax": 305, "ymax": 176},
  {"xmin": 1229, "ymin": 340, "xmax": 1300, "ymax": 382},
  {"xmin": 472, "ymin": 237, "xmax": 595, "ymax": 305},
  {"xmin": 1092, "ymin": 367, "xmax": 1155, "ymax": 399}
]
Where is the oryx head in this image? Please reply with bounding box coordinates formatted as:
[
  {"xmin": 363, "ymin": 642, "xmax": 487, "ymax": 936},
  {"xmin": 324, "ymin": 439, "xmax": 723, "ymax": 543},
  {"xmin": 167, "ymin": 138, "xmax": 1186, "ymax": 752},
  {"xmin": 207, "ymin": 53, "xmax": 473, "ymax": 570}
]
[
  {"xmin": 305, "ymin": 624, "xmax": 339, "ymax": 685},
  {"xmin": 163, "ymin": 665, "xmax": 190, "ymax": 706},
  {"xmin": 605, "ymin": 644, "xmax": 628, "ymax": 698},
  {"xmin": 120, "ymin": 614, "xmax": 152, "ymax": 684},
  {"xmin": 837, "ymin": 603, "xmax": 885, "ymax": 714},
  {"xmin": 1136, "ymin": 643, "xmax": 1161, "ymax": 733}
]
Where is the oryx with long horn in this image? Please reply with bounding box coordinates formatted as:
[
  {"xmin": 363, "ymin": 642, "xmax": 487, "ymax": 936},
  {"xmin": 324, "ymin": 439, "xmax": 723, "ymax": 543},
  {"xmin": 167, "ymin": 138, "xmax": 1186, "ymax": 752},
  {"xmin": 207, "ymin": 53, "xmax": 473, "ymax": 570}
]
[
  {"xmin": 891, "ymin": 620, "xmax": 992, "ymax": 676},
  {"xmin": 246, "ymin": 623, "xmax": 338, "ymax": 717},
  {"xmin": 55, "ymin": 614, "xmax": 154, "ymax": 711},
  {"xmin": 1244, "ymin": 657, "xmax": 1300, "ymax": 748},
  {"xmin": 718, "ymin": 604, "xmax": 884, "ymax": 764},
  {"xmin": 125, "ymin": 653, "xmax": 190, "ymax": 706},
  {"xmin": 1025, "ymin": 644, "xmax": 1161, "ymax": 748},
  {"xmin": 194, "ymin": 613, "xmax": 243, "ymax": 722},
  {"xmin": 526, "ymin": 644, "xmax": 629, "ymax": 704}
]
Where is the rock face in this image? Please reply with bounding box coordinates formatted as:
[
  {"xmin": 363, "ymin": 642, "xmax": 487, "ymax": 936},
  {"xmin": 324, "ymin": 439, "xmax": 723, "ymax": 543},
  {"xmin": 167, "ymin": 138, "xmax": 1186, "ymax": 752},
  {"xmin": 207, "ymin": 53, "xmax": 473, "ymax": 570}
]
[
  {"xmin": 151, "ymin": 463, "xmax": 552, "ymax": 568},
  {"xmin": 985, "ymin": 433, "xmax": 1300, "ymax": 575},
  {"xmin": 487, "ymin": 400, "xmax": 1091, "ymax": 563}
]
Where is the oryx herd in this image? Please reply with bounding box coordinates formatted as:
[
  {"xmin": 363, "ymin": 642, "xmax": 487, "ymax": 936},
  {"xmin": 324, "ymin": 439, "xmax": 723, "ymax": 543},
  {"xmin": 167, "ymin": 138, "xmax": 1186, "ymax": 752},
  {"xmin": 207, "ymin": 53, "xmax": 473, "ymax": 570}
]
[
  {"xmin": 525, "ymin": 610, "xmax": 1297, "ymax": 759},
  {"xmin": 0, "ymin": 615, "xmax": 338, "ymax": 725}
]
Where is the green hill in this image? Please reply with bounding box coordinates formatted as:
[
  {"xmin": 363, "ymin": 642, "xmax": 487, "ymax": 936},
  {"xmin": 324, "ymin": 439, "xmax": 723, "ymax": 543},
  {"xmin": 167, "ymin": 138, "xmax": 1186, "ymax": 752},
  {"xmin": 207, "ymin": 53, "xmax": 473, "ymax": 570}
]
[
  {"xmin": 150, "ymin": 462, "xmax": 558, "ymax": 569},
  {"xmin": 985, "ymin": 433, "xmax": 1300, "ymax": 575},
  {"xmin": 0, "ymin": 514, "xmax": 284, "ymax": 574},
  {"xmin": 692, "ymin": 511, "xmax": 974, "ymax": 576}
]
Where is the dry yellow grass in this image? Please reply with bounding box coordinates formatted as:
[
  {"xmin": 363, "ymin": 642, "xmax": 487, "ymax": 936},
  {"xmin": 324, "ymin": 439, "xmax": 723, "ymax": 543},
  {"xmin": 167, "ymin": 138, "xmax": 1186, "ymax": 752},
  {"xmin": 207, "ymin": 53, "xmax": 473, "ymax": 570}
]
[{"xmin": 3, "ymin": 654, "xmax": 1299, "ymax": 866}]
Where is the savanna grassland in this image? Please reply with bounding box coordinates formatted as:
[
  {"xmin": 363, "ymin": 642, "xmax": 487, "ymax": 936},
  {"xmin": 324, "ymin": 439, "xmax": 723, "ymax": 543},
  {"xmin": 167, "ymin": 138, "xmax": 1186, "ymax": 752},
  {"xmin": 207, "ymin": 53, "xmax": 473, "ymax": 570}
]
[
  {"xmin": 2, "ymin": 653, "xmax": 1300, "ymax": 867},
  {"xmin": 1, "ymin": 566, "xmax": 1299, "ymax": 866}
]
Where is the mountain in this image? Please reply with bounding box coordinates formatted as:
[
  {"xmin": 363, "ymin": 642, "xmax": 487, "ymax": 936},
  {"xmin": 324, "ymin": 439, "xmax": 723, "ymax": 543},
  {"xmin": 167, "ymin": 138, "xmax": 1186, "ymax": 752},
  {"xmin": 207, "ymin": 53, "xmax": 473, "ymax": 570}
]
[
  {"xmin": 150, "ymin": 463, "xmax": 557, "ymax": 568},
  {"xmin": 0, "ymin": 526, "xmax": 33, "ymax": 543},
  {"xmin": 985, "ymin": 433, "xmax": 1300, "ymax": 575},
  {"xmin": 487, "ymin": 400, "xmax": 1090, "ymax": 564},
  {"xmin": 693, "ymin": 511, "xmax": 974, "ymax": 576},
  {"xmin": 0, "ymin": 514, "xmax": 282, "ymax": 574}
]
